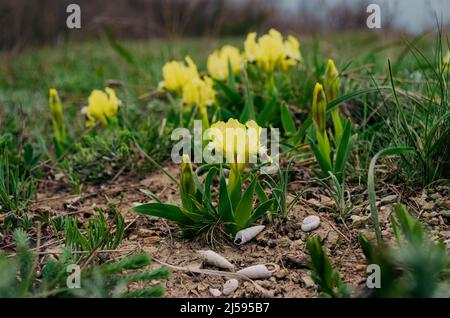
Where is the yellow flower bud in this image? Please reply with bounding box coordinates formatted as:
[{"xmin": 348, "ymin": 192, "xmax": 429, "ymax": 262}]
[
  {"xmin": 312, "ymin": 83, "xmax": 327, "ymax": 134},
  {"xmin": 324, "ymin": 59, "xmax": 344, "ymax": 144},
  {"xmin": 324, "ymin": 59, "xmax": 340, "ymax": 102},
  {"xmin": 49, "ymin": 88, "xmax": 66, "ymax": 142},
  {"xmin": 180, "ymin": 154, "xmax": 195, "ymax": 202}
]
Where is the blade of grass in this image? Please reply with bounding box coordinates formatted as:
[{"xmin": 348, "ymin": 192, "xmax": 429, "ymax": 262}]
[{"xmin": 368, "ymin": 147, "xmax": 413, "ymax": 244}]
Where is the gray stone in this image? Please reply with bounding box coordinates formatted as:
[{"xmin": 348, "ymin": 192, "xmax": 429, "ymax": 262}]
[
  {"xmin": 301, "ymin": 215, "xmax": 321, "ymax": 232},
  {"xmin": 380, "ymin": 195, "xmax": 398, "ymax": 205}
]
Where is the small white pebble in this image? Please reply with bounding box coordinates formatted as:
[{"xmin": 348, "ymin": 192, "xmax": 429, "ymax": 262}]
[
  {"xmin": 223, "ymin": 279, "xmax": 239, "ymax": 295},
  {"xmin": 209, "ymin": 288, "xmax": 222, "ymax": 297},
  {"xmin": 380, "ymin": 195, "xmax": 398, "ymax": 204},
  {"xmin": 301, "ymin": 215, "xmax": 320, "ymax": 232}
]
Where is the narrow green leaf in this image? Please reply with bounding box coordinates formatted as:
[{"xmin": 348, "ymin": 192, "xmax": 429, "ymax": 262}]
[
  {"xmin": 310, "ymin": 139, "xmax": 333, "ymax": 176},
  {"xmin": 292, "ymin": 87, "xmax": 391, "ymax": 145},
  {"xmin": 218, "ymin": 168, "xmax": 234, "ymax": 223},
  {"xmin": 234, "ymin": 178, "xmax": 257, "ymax": 229},
  {"xmin": 255, "ymin": 179, "xmax": 269, "ymax": 203},
  {"xmin": 333, "ymin": 120, "xmax": 356, "ymax": 181},
  {"xmin": 240, "ymin": 77, "xmax": 256, "ymax": 122},
  {"xmin": 204, "ymin": 167, "xmax": 218, "ymax": 202},
  {"xmin": 133, "ymin": 203, "xmax": 193, "ymax": 225},
  {"xmin": 227, "ymin": 58, "xmax": 236, "ymax": 88},
  {"xmin": 281, "ymin": 102, "xmax": 297, "ymax": 135},
  {"xmin": 104, "ymin": 27, "xmax": 138, "ymax": 67},
  {"xmin": 257, "ymin": 98, "xmax": 277, "ymax": 126},
  {"xmin": 368, "ymin": 147, "xmax": 413, "ymax": 244},
  {"xmin": 214, "ymin": 80, "xmax": 241, "ymax": 103},
  {"xmin": 249, "ymin": 199, "xmax": 274, "ymax": 225},
  {"xmin": 227, "ymin": 168, "xmax": 242, "ymax": 210}
]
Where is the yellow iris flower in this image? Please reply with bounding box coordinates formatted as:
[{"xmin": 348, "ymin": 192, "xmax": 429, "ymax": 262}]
[
  {"xmin": 284, "ymin": 36, "xmax": 302, "ymax": 61},
  {"xmin": 244, "ymin": 32, "xmax": 258, "ymax": 63},
  {"xmin": 281, "ymin": 36, "xmax": 302, "ymax": 70},
  {"xmin": 161, "ymin": 56, "xmax": 199, "ymax": 93},
  {"xmin": 209, "ymin": 118, "xmax": 261, "ymax": 167},
  {"xmin": 182, "ymin": 76, "xmax": 216, "ymax": 128},
  {"xmin": 207, "ymin": 45, "xmax": 244, "ymax": 80},
  {"xmin": 182, "ymin": 76, "xmax": 216, "ymax": 111},
  {"xmin": 244, "ymin": 29, "xmax": 301, "ymax": 72},
  {"xmin": 85, "ymin": 88, "xmax": 120, "ymax": 127}
]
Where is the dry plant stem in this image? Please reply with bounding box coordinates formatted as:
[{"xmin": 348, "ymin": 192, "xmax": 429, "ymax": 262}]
[
  {"xmin": 340, "ymin": 63, "xmax": 374, "ymax": 75},
  {"xmin": 112, "ymin": 165, "xmax": 127, "ymax": 182},
  {"xmin": 124, "ymin": 216, "xmax": 140, "ymax": 232},
  {"xmin": 33, "ymin": 182, "xmax": 146, "ymax": 205},
  {"xmin": 80, "ymin": 244, "xmax": 102, "ymax": 270},
  {"xmin": 322, "ymin": 219, "xmax": 351, "ymax": 243},
  {"xmin": 36, "ymin": 222, "xmax": 41, "ymax": 252},
  {"xmin": 347, "ymin": 72, "xmax": 437, "ymax": 84},
  {"xmin": 153, "ymin": 257, "xmax": 277, "ymax": 297},
  {"xmin": 31, "ymin": 221, "xmax": 42, "ymax": 272},
  {"xmin": 36, "ymin": 248, "xmax": 136, "ymax": 255}
]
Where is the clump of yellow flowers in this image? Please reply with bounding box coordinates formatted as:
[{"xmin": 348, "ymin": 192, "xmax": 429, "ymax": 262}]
[
  {"xmin": 207, "ymin": 45, "xmax": 244, "ymax": 80},
  {"xmin": 182, "ymin": 76, "xmax": 216, "ymax": 127},
  {"xmin": 244, "ymin": 28, "xmax": 301, "ymax": 72},
  {"xmin": 84, "ymin": 88, "xmax": 121, "ymax": 127},
  {"xmin": 160, "ymin": 56, "xmax": 216, "ymax": 127},
  {"xmin": 158, "ymin": 28, "xmax": 302, "ymax": 129}
]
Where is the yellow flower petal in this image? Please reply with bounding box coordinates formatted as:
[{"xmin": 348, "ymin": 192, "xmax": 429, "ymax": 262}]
[
  {"xmin": 244, "ymin": 32, "xmax": 259, "ymax": 62},
  {"xmin": 161, "ymin": 56, "xmax": 199, "ymax": 92},
  {"xmin": 207, "ymin": 45, "xmax": 244, "ymax": 80},
  {"xmin": 210, "ymin": 118, "xmax": 262, "ymax": 165},
  {"xmin": 244, "ymin": 29, "xmax": 301, "ymax": 73},
  {"xmin": 86, "ymin": 88, "xmax": 120, "ymax": 127},
  {"xmin": 182, "ymin": 76, "xmax": 215, "ymax": 111}
]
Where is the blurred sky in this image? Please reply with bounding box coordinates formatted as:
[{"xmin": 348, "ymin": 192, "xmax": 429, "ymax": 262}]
[{"xmin": 278, "ymin": 0, "xmax": 450, "ymax": 33}]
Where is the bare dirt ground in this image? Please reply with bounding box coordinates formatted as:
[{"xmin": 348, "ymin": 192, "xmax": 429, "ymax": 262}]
[{"xmin": 29, "ymin": 163, "xmax": 450, "ymax": 298}]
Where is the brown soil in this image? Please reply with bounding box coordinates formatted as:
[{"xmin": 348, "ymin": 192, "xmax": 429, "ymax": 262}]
[{"xmin": 26, "ymin": 163, "xmax": 450, "ymax": 298}]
